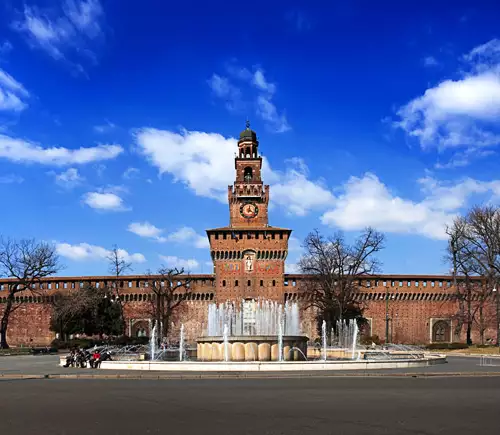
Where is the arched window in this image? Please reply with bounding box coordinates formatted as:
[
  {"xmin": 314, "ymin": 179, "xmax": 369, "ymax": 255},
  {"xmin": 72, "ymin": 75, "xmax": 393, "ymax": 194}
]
[
  {"xmin": 244, "ymin": 167, "xmax": 253, "ymax": 182},
  {"xmin": 432, "ymin": 320, "xmax": 450, "ymax": 342}
]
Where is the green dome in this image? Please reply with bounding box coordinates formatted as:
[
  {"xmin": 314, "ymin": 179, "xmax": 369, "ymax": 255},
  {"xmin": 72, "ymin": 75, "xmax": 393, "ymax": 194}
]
[
  {"xmin": 239, "ymin": 128, "xmax": 257, "ymax": 141},
  {"xmin": 239, "ymin": 120, "xmax": 257, "ymax": 141}
]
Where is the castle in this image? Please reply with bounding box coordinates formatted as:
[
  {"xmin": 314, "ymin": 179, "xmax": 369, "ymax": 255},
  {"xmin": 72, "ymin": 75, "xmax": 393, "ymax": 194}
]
[{"xmin": 1, "ymin": 125, "xmax": 498, "ymax": 346}]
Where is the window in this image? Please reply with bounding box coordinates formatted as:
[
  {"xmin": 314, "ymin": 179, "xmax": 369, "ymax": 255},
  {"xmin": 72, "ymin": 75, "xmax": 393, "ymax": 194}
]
[
  {"xmin": 391, "ymin": 281, "xmax": 395, "ymax": 287},
  {"xmin": 431, "ymin": 281, "xmax": 435, "ymax": 287},
  {"xmin": 423, "ymin": 281, "xmax": 427, "ymax": 287},
  {"xmin": 63, "ymin": 282, "xmax": 68, "ymax": 289},
  {"xmin": 272, "ymin": 280, "xmax": 276, "ymax": 287},
  {"xmin": 366, "ymin": 280, "xmax": 371, "ymax": 287},
  {"xmin": 439, "ymin": 281, "xmax": 443, "ymax": 287},
  {"xmin": 235, "ymin": 280, "xmax": 239, "ymax": 286},
  {"xmin": 222, "ymin": 280, "xmax": 226, "ymax": 287},
  {"xmin": 284, "ymin": 280, "xmax": 289, "ymax": 286},
  {"xmin": 247, "ymin": 280, "xmax": 251, "ymax": 286},
  {"xmin": 215, "ymin": 233, "xmax": 219, "ymax": 240},
  {"xmin": 383, "ymin": 281, "xmax": 387, "ymax": 287},
  {"xmin": 96, "ymin": 282, "xmax": 100, "ymax": 288},
  {"xmin": 292, "ymin": 280, "xmax": 296, "ymax": 287},
  {"xmin": 55, "ymin": 283, "xmax": 59, "ymax": 289},
  {"xmin": 71, "ymin": 282, "xmax": 75, "ymax": 289},
  {"xmin": 407, "ymin": 281, "xmax": 411, "ymax": 287},
  {"xmin": 260, "ymin": 280, "xmax": 264, "ymax": 286},
  {"xmin": 244, "ymin": 167, "xmax": 253, "ymax": 182},
  {"xmin": 0, "ymin": 284, "xmax": 4, "ymax": 291},
  {"xmin": 415, "ymin": 281, "xmax": 419, "ymax": 287},
  {"xmin": 399, "ymin": 281, "xmax": 403, "ymax": 287},
  {"xmin": 280, "ymin": 232, "xmax": 283, "ymax": 240},
  {"xmin": 48, "ymin": 283, "xmax": 52, "ymax": 289}
]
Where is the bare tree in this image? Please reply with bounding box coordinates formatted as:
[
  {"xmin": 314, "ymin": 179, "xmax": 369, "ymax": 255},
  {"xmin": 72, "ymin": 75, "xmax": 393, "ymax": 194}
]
[
  {"xmin": 446, "ymin": 205, "xmax": 500, "ymax": 345},
  {"xmin": 106, "ymin": 245, "xmax": 132, "ymax": 335},
  {"xmin": 299, "ymin": 228, "xmax": 385, "ymax": 332},
  {"xmin": 145, "ymin": 267, "xmax": 191, "ymax": 344},
  {"xmin": 0, "ymin": 238, "xmax": 60, "ymax": 348}
]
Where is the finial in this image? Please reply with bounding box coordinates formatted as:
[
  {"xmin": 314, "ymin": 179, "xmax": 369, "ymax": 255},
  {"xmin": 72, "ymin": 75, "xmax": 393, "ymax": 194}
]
[{"xmin": 245, "ymin": 118, "xmax": 250, "ymax": 130}]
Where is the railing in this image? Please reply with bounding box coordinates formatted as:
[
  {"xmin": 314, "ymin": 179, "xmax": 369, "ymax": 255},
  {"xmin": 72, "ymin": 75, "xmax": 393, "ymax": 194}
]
[{"xmin": 479, "ymin": 355, "xmax": 500, "ymax": 366}]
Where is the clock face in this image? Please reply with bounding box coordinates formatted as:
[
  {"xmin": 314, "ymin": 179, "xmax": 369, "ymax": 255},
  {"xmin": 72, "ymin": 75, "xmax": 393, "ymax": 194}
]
[{"xmin": 240, "ymin": 203, "xmax": 259, "ymax": 219}]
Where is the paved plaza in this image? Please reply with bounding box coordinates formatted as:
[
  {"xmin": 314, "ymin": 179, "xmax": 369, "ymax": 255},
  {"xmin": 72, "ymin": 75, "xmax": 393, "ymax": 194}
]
[{"xmin": 2, "ymin": 354, "xmax": 500, "ymax": 377}]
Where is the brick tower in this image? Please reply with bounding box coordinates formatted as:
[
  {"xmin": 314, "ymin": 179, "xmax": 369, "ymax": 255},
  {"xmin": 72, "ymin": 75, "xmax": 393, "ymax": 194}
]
[{"xmin": 207, "ymin": 123, "xmax": 291, "ymax": 304}]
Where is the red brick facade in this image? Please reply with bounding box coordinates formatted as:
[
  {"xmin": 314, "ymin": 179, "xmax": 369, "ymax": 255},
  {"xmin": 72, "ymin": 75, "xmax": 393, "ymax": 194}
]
[{"xmin": 1, "ymin": 126, "xmax": 498, "ymax": 346}]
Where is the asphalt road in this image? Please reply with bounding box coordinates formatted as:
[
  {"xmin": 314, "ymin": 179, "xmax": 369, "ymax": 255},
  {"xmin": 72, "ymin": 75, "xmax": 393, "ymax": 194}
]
[{"xmin": 1, "ymin": 376, "xmax": 499, "ymax": 434}]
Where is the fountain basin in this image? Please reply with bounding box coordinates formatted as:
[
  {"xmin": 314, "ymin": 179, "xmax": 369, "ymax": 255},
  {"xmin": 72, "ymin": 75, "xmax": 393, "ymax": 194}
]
[{"xmin": 196, "ymin": 335, "xmax": 308, "ymax": 361}]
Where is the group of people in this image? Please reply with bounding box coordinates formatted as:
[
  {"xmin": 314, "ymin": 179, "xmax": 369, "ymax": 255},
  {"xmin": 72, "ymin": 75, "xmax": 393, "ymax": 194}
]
[{"xmin": 63, "ymin": 348, "xmax": 112, "ymax": 369}]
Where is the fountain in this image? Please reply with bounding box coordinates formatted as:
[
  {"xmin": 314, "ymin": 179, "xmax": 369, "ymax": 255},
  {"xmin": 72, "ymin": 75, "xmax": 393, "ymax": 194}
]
[
  {"xmin": 149, "ymin": 322, "xmax": 157, "ymax": 361},
  {"xmin": 62, "ymin": 299, "xmax": 447, "ymax": 372},
  {"xmin": 321, "ymin": 320, "xmax": 327, "ymax": 361},
  {"xmin": 197, "ymin": 299, "xmax": 308, "ymax": 361}
]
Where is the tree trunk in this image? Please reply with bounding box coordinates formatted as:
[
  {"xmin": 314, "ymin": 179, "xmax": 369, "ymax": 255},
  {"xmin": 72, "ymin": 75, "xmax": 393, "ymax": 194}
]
[{"xmin": 0, "ymin": 293, "xmax": 14, "ymax": 349}]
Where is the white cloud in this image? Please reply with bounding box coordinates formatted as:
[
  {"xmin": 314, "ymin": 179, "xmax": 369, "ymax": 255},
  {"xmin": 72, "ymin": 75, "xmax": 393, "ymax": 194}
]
[
  {"xmin": 135, "ymin": 128, "xmax": 235, "ymax": 201},
  {"xmin": 209, "ymin": 63, "xmax": 291, "ymax": 133},
  {"xmin": 167, "ymin": 227, "xmax": 209, "ymax": 249},
  {"xmin": 0, "ymin": 134, "xmax": 123, "ymax": 165},
  {"xmin": 0, "ymin": 174, "xmax": 23, "ymax": 184},
  {"xmin": 0, "ymin": 68, "xmax": 29, "ymax": 112},
  {"xmin": 396, "ymin": 39, "xmax": 500, "ymax": 161},
  {"xmin": 51, "ymin": 167, "xmax": 84, "ymax": 188},
  {"xmin": 12, "ymin": 1, "xmax": 105, "ymax": 65},
  {"xmin": 123, "ymin": 167, "xmax": 140, "ymax": 179},
  {"xmin": 285, "ymin": 263, "xmax": 300, "ymax": 273},
  {"xmin": 158, "ymin": 255, "xmax": 199, "ymax": 271},
  {"xmin": 0, "ymin": 41, "xmax": 13, "ymax": 54},
  {"xmin": 271, "ymin": 158, "xmax": 334, "ymax": 216},
  {"xmin": 82, "ymin": 191, "xmax": 127, "ymax": 211},
  {"xmin": 320, "ymin": 172, "xmax": 500, "ymax": 240},
  {"xmin": 135, "ymin": 128, "xmax": 331, "ymax": 215},
  {"xmin": 207, "ymin": 74, "xmax": 241, "ymax": 111},
  {"xmin": 56, "ymin": 242, "xmax": 145, "ymax": 263},
  {"xmin": 128, "ymin": 221, "xmax": 209, "ymax": 248},
  {"xmin": 93, "ymin": 120, "xmax": 116, "ymax": 133},
  {"xmin": 128, "ymin": 222, "xmax": 163, "ymax": 239},
  {"xmin": 423, "ymin": 56, "xmax": 439, "ymax": 67}
]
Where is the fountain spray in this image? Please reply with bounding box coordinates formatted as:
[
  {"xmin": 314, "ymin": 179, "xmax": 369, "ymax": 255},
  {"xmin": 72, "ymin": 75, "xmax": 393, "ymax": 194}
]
[
  {"xmin": 223, "ymin": 324, "xmax": 229, "ymax": 362},
  {"xmin": 321, "ymin": 320, "xmax": 327, "ymax": 361}
]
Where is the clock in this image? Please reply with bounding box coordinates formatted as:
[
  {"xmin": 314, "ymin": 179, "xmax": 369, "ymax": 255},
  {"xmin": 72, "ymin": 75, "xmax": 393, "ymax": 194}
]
[{"xmin": 240, "ymin": 202, "xmax": 259, "ymax": 219}]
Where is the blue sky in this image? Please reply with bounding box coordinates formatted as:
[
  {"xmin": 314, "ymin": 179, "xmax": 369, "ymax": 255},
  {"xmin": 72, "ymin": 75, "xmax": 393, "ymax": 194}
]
[{"xmin": 1, "ymin": 0, "xmax": 500, "ymax": 277}]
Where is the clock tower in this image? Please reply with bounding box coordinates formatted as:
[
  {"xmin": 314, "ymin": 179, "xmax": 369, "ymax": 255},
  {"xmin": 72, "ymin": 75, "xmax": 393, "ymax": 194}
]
[
  {"xmin": 207, "ymin": 123, "xmax": 291, "ymax": 303},
  {"xmin": 228, "ymin": 121, "xmax": 269, "ymax": 228}
]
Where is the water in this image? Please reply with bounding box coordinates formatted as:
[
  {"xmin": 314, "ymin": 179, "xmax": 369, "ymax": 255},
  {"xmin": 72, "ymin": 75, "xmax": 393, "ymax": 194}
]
[
  {"xmin": 179, "ymin": 324, "xmax": 185, "ymax": 362},
  {"xmin": 330, "ymin": 320, "xmax": 360, "ymax": 360},
  {"xmin": 206, "ymin": 299, "xmax": 302, "ymax": 337},
  {"xmin": 223, "ymin": 324, "xmax": 229, "ymax": 362},
  {"xmin": 321, "ymin": 320, "xmax": 327, "ymax": 361},
  {"xmin": 278, "ymin": 311, "xmax": 283, "ymax": 362},
  {"xmin": 150, "ymin": 322, "xmax": 157, "ymax": 361}
]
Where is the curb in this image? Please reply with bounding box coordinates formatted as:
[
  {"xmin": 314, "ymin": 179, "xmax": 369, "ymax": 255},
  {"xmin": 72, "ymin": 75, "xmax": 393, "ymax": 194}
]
[{"xmin": 3, "ymin": 371, "xmax": 500, "ymax": 380}]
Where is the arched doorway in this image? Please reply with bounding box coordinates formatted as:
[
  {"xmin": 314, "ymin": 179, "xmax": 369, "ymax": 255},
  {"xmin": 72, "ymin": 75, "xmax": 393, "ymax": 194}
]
[
  {"xmin": 131, "ymin": 320, "xmax": 149, "ymax": 338},
  {"xmin": 432, "ymin": 320, "xmax": 450, "ymax": 343}
]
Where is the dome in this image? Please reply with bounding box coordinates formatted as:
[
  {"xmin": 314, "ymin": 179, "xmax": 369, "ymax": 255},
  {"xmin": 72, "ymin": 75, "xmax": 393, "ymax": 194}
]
[{"xmin": 239, "ymin": 120, "xmax": 257, "ymax": 142}]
